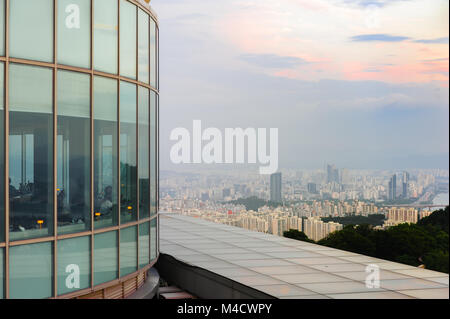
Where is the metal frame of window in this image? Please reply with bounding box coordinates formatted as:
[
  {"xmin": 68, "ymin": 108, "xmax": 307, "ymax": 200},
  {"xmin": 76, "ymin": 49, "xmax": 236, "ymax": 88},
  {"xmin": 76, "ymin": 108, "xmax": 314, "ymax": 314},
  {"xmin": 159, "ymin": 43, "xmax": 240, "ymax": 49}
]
[{"xmin": 0, "ymin": 0, "xmax": 159, "ymax": 299}]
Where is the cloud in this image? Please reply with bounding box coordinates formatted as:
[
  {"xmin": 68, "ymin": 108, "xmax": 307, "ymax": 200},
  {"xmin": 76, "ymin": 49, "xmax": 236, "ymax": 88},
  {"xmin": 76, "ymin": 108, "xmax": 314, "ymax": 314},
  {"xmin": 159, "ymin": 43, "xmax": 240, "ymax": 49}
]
[
  {"xmin": 350, "ymin": 34, "xmax": 410, "ymax": 42},
  {"xmin": 414, "ymin": 37, "xmax": 449, "ymax": 44},
  {"xmin": 363, "ymin": 68, "xmax": 382, "ymax": 72},
  {"xmin": 238, "ymin": 54, "xmax": 309, "ymax": 69},
  {"xmin": 421, "ymin": 58, "xmax": 449, "ymax": 62},
  {"xmin": 335, "ymin": 0, "xmax": 411, "ymax": 8},
  {"xmin": 422, "ymin": 70, "xmax": 449, "ymax": 76}
]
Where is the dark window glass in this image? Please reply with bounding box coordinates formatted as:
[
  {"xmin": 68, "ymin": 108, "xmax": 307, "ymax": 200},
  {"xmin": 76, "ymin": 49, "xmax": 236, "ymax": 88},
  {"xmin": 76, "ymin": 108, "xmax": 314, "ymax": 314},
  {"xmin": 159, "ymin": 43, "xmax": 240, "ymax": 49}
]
[
  {"xmin": 120, "ymin": 226, "xmax": 137, "ymax": 276},
  {"xmin": 94, "ymin": 231, "xmax": 118, "ymax": 285},
  {"xmin": 9, "ymin": 242, "xmax": 53, "ymax": 299},
  {"xmin": 138, "ymin": 87, "xmax": 149, "ymax": 219},
  {"xmin": 120, "ymin": 82, "xmax": 137, "ymax": 224},
  {"xmin": 94, "ymin": 76, "xmax": 118, "ymax": 229},
  {"xmin": 150, "ymin": 91, "xmax": 157, "ymax": 217},
  {"xmin": 150, "ymin": 218, "xmax": 157, "ymax": 260},
  {"xmin": 0, "ymin": 248, "xmax": 4, "ymax": 299},
  {"xmin": 57, "ymin": 70, "xmax": 91, "ymax": 235},
  {"xmin": 0, "ymin": 63, "xmax": 4, "ymax": 243},
  {"xmin": 57, "ymin": 236, "xmax": 90, "ymax": 295},
  {"xmin": 138, "ymin": 222, "xmax": 149, "ymax": 268},
  {"xmin": 9, "ymin": 64, "xmax": 53, "ymax": 241}
]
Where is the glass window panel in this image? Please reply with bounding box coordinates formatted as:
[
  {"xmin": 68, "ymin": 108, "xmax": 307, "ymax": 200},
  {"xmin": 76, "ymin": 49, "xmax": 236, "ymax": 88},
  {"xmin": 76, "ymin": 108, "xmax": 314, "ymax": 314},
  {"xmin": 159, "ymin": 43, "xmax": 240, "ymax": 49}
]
[
  {"xmin": 0, "ymin": 248, "xmax": 3, "ymax": 299},
  {"xmin": 120, "ymin": 226, "xmax": 137, "ymax": 276},
  {"xmin": 0, "ymin": 63, "xmax": 4, "ymax": 243},
  {"xmin": 150, "ymin": 218, "xmax": 157, "ymax": 260},
  {"xmin": 0, "ymin": 63, "xmax": 3, "ymax": 107},
  {"xmin": 9, "ymin": 64, "xmax": 53, "ymax": 241},
  {"xmin": 9, "ymin": 0, "xmax": 53, "ymax": 62},
  {"xmin": 9, "ymin": 242, "xmax": 53, "ymax": 299},
  {"xmin": 120, "ymin": 82, "xmax": 137, "ymax": 224},
  {"xmin": 139, "ymin": 222, "xmax": 149, "ymax": 268},
  {"xmin": 156, "ymin": 27, "xmax": 159, "ymax": 90},
  {"xmin": 94, "ymin": 76, "xmax": 118, "ymax": 229},
  {"xmin": 57, "ymin": 236, "xmax": 90, "ymax": 295},
  {"xmin": 150, "ymin": 18, "xmax": 156, "ymax": 88},
  {"xmin": 156, "ymin": 25, "xmax": 159, "ymax": 90},
  {"xmin": 57, "ymin": 71, "xmax": 91, "ymax": 235},
  {"xmin": 58, "ymin": 0, "xmax": 91, "ymax": 68},
  {"xmin": 94, "ymin": 231, "xmax": 118, "ymax": 286},
  {"xmin": 137, "ymin": 9, "xmax": 149, "ymax": 84},
  {"xmin": 0, "ymin": 0, "xmax": 4, "ymax": 56},
  {"xmin": 119, "ymin": 0, "xmax": 136, "ymax": 79},
  {"xmin": 138, "ymin": 87, "xmax": 149, "ymax": 219},
  {"xmin": 93, "ymin": 0, "xmax": 118, "ymax": 74},
  {"xmin": 150, "ymin": 91, "xmax": 157, "ymax": 217}
]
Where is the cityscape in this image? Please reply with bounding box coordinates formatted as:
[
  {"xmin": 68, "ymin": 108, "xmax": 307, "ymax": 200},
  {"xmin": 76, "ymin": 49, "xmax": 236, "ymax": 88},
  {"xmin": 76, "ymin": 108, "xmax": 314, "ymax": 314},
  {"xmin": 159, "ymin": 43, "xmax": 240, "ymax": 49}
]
[{"xmin": 160, "ymin": 165, "xmax": 449, "ymax": 241}]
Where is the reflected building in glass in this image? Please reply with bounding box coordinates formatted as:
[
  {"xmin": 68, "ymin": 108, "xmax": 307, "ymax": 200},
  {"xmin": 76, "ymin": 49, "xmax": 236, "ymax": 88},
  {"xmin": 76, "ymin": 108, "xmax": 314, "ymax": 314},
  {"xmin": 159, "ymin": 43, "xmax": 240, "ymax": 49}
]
[{"xmin": 0, "ymin": 0, "xmax": 159, "ymax": 299}]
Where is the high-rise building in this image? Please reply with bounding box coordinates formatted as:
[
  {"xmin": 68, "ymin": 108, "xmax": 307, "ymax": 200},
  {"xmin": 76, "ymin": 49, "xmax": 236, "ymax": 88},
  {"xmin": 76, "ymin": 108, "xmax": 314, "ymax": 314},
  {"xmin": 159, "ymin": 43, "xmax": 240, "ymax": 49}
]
[
  {"xmin": 340, "ymin": 168, "xmax": 350, "ymax": 184},
  {"xmin": 419, "ymin": 210, "xmax": 433, "ymax": 220},
  {"xmin": 402, "ymin": 171, "xmax": 410, "ymax": 198},
  {"xmin": 307, "ymin": 183, "xmax": 317, "ymax": 194},
  {"xmin": 384, "ymin": 207, "xmax": 418, "ymax": 227},
  {"xmin": 389, "ymin": 174, "xmax": 397, "ymax": 201},
  {"xmin": 303, "ymin": 217, "xmax": 343, "ymax": 241},
  {"xmin": 0, "ymin": 0, "xmax": 159, "ymax": 299},
  {"xmin": 327, "ymin": 164, "xmax": 339, "ymax": 184},
  {"xmin": 270, "ymin": 172, "xmax": 282, "ymax": 203}
]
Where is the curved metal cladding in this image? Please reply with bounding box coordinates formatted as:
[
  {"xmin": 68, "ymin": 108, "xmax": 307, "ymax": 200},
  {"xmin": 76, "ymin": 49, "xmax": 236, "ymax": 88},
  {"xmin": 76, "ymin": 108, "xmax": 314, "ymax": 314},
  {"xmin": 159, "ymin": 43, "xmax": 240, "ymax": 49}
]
[{"xmin": 0, "ymin": 0, "xmax": 159, "ymax": 299}]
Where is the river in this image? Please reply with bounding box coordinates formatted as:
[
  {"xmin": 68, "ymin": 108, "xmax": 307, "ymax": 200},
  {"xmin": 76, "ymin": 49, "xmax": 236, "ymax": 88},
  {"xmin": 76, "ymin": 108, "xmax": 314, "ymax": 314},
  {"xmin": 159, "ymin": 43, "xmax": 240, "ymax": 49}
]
[{"xmin": 432, "ymin": 192, "xmax": 449, "ymax": 211}]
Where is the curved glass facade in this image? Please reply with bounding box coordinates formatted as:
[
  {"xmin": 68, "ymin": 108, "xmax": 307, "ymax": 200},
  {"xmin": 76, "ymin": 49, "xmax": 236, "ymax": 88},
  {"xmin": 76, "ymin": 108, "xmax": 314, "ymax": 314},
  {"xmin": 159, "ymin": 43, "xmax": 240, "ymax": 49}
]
[{"xmin": 0, "ymin": 0, "xmax": 159, "ymax": 299}]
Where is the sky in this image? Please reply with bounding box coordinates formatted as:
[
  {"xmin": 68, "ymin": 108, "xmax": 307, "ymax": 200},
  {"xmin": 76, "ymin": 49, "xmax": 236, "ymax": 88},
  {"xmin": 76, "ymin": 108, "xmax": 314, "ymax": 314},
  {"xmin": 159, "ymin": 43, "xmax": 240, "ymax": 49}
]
[{"xmin": 151, "ymin": 0, "xmax": 449, "ymax": 171}]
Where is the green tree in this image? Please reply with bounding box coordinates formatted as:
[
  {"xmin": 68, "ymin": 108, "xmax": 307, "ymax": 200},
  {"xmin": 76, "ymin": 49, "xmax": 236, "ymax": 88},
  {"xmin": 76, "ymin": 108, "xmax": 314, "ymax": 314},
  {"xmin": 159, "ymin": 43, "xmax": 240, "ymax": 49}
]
[
  {"xmin": 422, "ymin": 250, "xmax": 449, "ymax": 273},
  {"xmin": 318, "ymin": 225, "xmax": 376, "ymax": 256},
  {"xmin": 283, "ymin": 230, "xmax": 314, "ymax": 243},
  {"xmin": 279, "ymin": 207, "xmax": 450, "ymax": 273},
  {"xmin": 417, "ymin": 206, "xmax": 449, "ymax": 234}
]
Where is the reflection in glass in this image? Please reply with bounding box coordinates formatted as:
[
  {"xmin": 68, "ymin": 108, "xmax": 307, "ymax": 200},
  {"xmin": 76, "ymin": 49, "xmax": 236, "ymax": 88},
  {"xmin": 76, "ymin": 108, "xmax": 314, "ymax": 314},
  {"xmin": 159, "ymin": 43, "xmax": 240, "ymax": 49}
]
[
  {"xmin": 9, "ymin": 64, "xmax": 53, "ymax": 241},
  {"xmin": 94, "ymin": 231, "xmax": 118, "ymax": 286},
  {"xmin": 120, "ymin": 226, "xmax": 137, "ymax": 276},
  {"xmin": 150, "ymin": 18, "xmax": 156, "ymax": 88},
  {"xmin": 58, "ymin": 0, "xmax": 91, "ymax": 68},
  {"xmin": 0, "ymin": 248, "xmax": 3, "ymax": 299},
  {"xmin": 138, "ymin": 8, "xmax": 149, "ymax": 84},
  {"xmin": 57, "ymin": 71, "xmax": 91, "ymax": 235},
  {"xmin": 138, "ymin": 87, "xmax": 149, "ymax": 219},
  {"xmin": 120, "ymin": 82, "xmax": 137, "ymax": 224},
  {"xmin": 57, "ymin": 236, "xmax": 90, "ymax": 295},
  {"xmin": 9, "ymin": 0, "xmax": 53, "ymax": 62},
  {"xmin": 139, "ymin": 222, "xmax": 149, "ymax": 268},
  {"xmin": 0, "ymin": 63, "xmax": 4, "ymax": 243},
  {"xmin": 93, "ymin": 0, "xmax": 118, "ymax": 74},
  {"xmin": 150, "ymin": 218, "xmax": 157, "ymax": 260},
  {"xmin": 150, "ymin": 91, "xmax": 157, "ymax": 217},
  {"xmin": 94, "ymin": 76, "xmax": 118, "ymax": 229},
  {"xmin": 156, "ymin": 25, "xmax": 159, "ymax": 90},
  {"xmin": 0, "ymin": 0, "xmax": 4, "ymax": 56},
  {"xmin": 9, "ymin": 242, "xmax": 53, "ymax": 299},
  {"xmin": 119, "ymin": 0, "xmax": 136, "ymax": 79}
]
